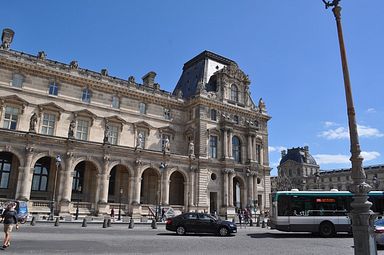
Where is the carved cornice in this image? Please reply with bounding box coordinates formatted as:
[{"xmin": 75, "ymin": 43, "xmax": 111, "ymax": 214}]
[{"xmin": 0, "ymin": 94, "xmax": 28, "ymax": 113}]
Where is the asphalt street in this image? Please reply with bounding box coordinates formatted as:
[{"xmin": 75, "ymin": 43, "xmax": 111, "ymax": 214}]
[{"xmin": 0, "ymin": 222, "xmax": 382, "ymax": 255}]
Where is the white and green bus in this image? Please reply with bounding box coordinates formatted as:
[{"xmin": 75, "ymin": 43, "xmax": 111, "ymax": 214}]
[{"xmin": 269, "ymin": 189, "xmax": 384, "ymax": 237}]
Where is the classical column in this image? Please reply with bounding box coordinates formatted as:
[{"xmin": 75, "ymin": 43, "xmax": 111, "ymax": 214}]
[
  {"xmin": 252, "ymin": 136, "xmax": 257, "ymax": 163},
  {"xmin": 228, "ymin": 171, "xmax": 234, "ymax": 207},
  {"xmin": 16, "ymin": 147, "xmax": 34, "ymax": 200},
  {"xmin": 189, "ymin": 168, "xmax": 195, "ymax": 206},
  {"xmin": 247, "ymin": 135, "xmax": 253, "ymax": 162},
  {"xmin": 162, "ymin": 168, "xmax": 170, "ymax": 205},
  {"xmin": 222, "ymin": 129, "xmax": 228, "ymax": 158},
  {"xmin": 222, "ymin": 169, "xmax": 229, "ymax": 206},
  {"xmin": 253, "ymin": 174, "xmax": 258, "ymax": 207},
  {"xmin": 60, "ymin": 153, "xmax": 74, "ymax": 203},
  {"xmin": 132, "ymin": 166, "xmax": 142, "ymax": 205},
  {"xmin": 228, "ymin": 130, "xmax": 233, "ymax": 158},
  {"xmin": 128, "ymin": 176, "xmax": 135, "ymax": 205},
  {"xmin": 248, "ymin": 172, "xmax": 254, "ymax": 206}
]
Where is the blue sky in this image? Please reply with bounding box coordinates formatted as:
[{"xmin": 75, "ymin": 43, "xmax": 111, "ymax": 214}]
[{"xmin": 1, "ymin": 1, "xmax": 383, "ymax": 176}]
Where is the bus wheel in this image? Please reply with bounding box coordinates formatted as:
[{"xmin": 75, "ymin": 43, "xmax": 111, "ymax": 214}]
[{"xmin": 319, "ymin": 222, "xmax": 335, "ymax": 237}]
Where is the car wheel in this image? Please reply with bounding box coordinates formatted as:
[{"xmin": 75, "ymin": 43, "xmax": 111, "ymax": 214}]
[
  {"xmin": 319, "ymin": 222, "xmax": 335, "ymax": 237},
  {"xmin": 176, "ymin": 226, "xmax": 186, "ymax": 235},
  {"xmin": 218, "ymin": 227, "xmax": 229, "ymax": 236}
]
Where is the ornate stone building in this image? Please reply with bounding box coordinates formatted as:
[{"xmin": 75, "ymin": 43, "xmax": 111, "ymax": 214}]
[
  {"xmin": 271, "ymin": 146, "xmax": 383, "ymax": 192},
  {"xmin": 0, "ymin": 28, "xmax": 271, "ymax": 219}
]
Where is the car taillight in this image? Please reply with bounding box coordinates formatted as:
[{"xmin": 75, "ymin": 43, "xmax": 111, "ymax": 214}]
[
  {"xmin": 166, "ymin": 219, "xmax": 172, "ymax": 225},
  {"xmin": 375, "ymin": 229, "xmax": 384, "ymax": 234}
]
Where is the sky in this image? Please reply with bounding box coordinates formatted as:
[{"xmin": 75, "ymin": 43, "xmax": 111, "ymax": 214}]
[{"xmin": 1, "ymin": 1, "xmax": 383, "ymax": 176}]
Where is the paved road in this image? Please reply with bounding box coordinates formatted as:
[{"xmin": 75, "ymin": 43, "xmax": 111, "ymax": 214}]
[{"xmin": 1, "ymin": 223, "xmax": 383, "ymax": 254}]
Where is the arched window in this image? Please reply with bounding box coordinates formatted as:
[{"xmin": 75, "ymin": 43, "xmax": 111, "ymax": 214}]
[
  {"xmin": 32, "ymin": 158, "xmax": 50, "ymax": 191},
  {"xmin": 72, "ymin": 162, "xmax": 84, "ymax": 192},
  {"xmin": 230, "ymin": 84, "xmax": 239, "ymax": 102},
  {"xmin": 232, "ymin": 136, "xmax": 241, "ymax": 163}
]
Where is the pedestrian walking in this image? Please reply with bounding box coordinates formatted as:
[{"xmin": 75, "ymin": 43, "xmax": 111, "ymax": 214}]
[
  {"xmin": 110, "ymin": 208, "xmax": 115, "ymax": 222},
  {"xmin": 1, "ymin": 202, "xmax": 19, "ymax": 249}
]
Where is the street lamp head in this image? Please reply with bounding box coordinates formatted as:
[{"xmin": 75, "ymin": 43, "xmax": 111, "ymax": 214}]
[
  {"xmin": 322, "ymin": 0, "xmax": 340, "ymax": 9},
  {"xmin": 55, "ymin": 155, "xmax": 62, "ymax": 167}
]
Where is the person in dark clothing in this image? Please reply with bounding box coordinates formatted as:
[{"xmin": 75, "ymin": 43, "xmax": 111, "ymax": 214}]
[{"xmin": 1, "ymin": 202, "xmax": 18, "ymax": 249}]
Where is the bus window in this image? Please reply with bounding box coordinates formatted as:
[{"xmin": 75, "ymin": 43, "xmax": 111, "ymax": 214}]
[
  {"xmin": 289, "ymin": 195, "xmax": 313, "ymax": 216},
  {"xmin": 277, "ymin": 195, "xmax": 290, "ymax": 216}
]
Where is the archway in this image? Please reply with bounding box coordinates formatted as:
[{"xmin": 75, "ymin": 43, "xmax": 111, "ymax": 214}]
[
  {"xmin": 169, "ymin": 171, "xmax": 184, "ymax": 205},
  {"xmin": 233, "ymin": 176, "xmax": 245, "ymax": 209},
  {"xmin": 31, "ymin": 156, "xmax": 60, "ymax": 202},
  {"xmin": 71, "ymin": 161, "xmax": 98, "ymax": 204},
  {"xmin": 108, "ymin": 164, "xmax": 130, "ymax": 203},
  {"xmin": 140, "ymin": 168, "xmax": 159, "ymax": 205},
  {"xmin": 0, "ymin": 152, "xmax": 20, "ymax": 199}
]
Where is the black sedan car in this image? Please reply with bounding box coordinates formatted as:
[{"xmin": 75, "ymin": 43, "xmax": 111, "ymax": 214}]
[{"xmin": 165, "ymin": 212, "xmax": 237, "ymax": 236}]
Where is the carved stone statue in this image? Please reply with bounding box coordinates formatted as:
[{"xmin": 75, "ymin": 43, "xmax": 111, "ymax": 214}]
[
  {"xmin": 188, "ymin": 140, "xmax": 194, "ymax": 156},
  {"xmin": 29, "ymin": 113, "xmax": 38, "ymax": 132},
  {"xmin": 103, "ymin": 121, "xmax": 110, "ymax": 143},
  {"xmin": 128, "ymin": 76, "xmax": 135, "ymax": 83},
  {"xmin": 69, "ymin": 60, "xmax": 78, "ymax": 70},
  {"xmin": 136, "ymin": 133, "xmax": 143, "ymax": 149},
  {"xmin": 68, "ymin": 119, "xmax": 76, "ymax": 138},
  {"xmin": 163, "ymin": 137, "xmax": 170, "ymax": 153},
  {"xmin": 258, "ymin": 98, "xmax": 266, "ymax": 113},
  {"xmin": 37, "ymin": 51, "xmax": 46, "ymax": 60}
]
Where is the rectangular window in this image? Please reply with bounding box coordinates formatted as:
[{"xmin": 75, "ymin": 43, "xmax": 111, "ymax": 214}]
[
  {"xmin": 41, "ymin": 113, "xmax": 56, "ymax": 135},
  {"xmin": 48, "ymin": 81, "xmax": 58, "ymax": 96},
  {"xmin": 108, "ymin": 125, "xmax": 118, "ymax": 145},
  {"xmin": 3, "ymin": 106, "xmax": 19, "ymax": 130},
  {"xmin": 11, "ymin": 74, "xmax": 24, "ymax": 88},
  {"xmin": 76, "ymin": 119, "xmax": 89, "ymax": 140},
  {"xmin": 111, "ymin": 96, "xmax": 120, "ymax": 109},
  {"xmin": 209, "ymin": 136, "xmax": 218, "ymax": 159},
  {"xmin": 164, "ymin": 108, "xmax": 171, "ymax": 120},
  {"xmin": 256, "ymin": 144, "xmax": 261, "ymax": 163},
  {"xmin": 210, "ymin": 109, "xmax": 217, "ymax": 121},
  {"xmin": 139, "ymin": 102, "xmax": 146, "ymax": 114},
  {"xmin": 81, "ymin": 89, "xmax": 91, "ymax": 103},
  {"xmin": 0, "ymin": 154, "xmax": 11, "ymax": 189}
]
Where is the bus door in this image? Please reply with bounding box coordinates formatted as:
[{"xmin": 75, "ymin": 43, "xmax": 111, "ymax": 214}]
[{"xmin": 288, "ymin": 195, "xmax": 315, "ymax": 232}]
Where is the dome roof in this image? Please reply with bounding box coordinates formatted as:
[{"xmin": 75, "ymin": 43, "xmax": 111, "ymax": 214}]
[{"xmin": 280, "ymin": 147, "xmax": 317, "ymax": 165}]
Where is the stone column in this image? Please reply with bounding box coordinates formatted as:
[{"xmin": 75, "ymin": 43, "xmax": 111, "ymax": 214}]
[
  {"xmin": 189, "ymin": 168, "xmax": 195, "ymax": 206},
  {"xmin": 98, "ymin": 159, "xmax": 110, "ymax": 204},
  {"xmin": 253, "ymin": 174, "xmax": 258, "ymax": 207},
  {"xmin": 60, "ymin": 153, "xmax": 74, "ymax": 203},
  {"xmin": 132, "ymin": 168, "xmax": 142, "ymax": 205},
  {"xmin": 222, "ymin": 169, "xmax": 229, "ymax": 206},
  {"xmin": 252, "ymin": 136, "xmax": 257, "ymax": 163},
  {"xmin": 228, "ymin": 171, "xmax": 234, "ymax": 207},
  {"xmin": 16, "ymin": 147, "xmax": 34, "ymax": 200},
  {"xmin": 128, "ymin": 176, "xmax": 135, "ymax": 205},
  {"xmin": 247, "ymin": 135, "xmax": 253, "ymax": 161},
  {"xmin": 162, "ymin": 168, "xmax": 170, "ymax": 205},
  {"xmin": 228, "ymin": 130, "xmax": 233, "ymax": 158},
  {"xmin": 222, "ymin": 129, "xmax": 228, "ymax": 159},
  {"xmin": 248, "ymin": 173, "xmax": 254, "ymax": 206}
]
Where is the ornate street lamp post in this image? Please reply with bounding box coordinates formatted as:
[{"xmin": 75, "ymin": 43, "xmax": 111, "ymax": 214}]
[
  {"xmin": 118, "ymin": 187, "xmax": 123, "ymax": 221},
  {"xmin": 50, "ymin": 155, "xmax": 61, "ymax": 221},
  {"xmin": 75, "ymin": 185, "xmax": 82, "ymax": 220},
  {"xmin": 322, "ymin": 1, "xmax": 376, "ymax": 254}
]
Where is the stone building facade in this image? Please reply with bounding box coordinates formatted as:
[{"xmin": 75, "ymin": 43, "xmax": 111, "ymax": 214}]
[
  {"xmin": 271, "ymin": 146, "xmax": 383, "ymax": 192},
  {"xmin": 0, "ymin": 28, "xmax": 271, "ymax": 219}
]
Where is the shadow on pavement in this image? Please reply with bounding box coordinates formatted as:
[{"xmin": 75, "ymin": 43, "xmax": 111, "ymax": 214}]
[
  {"xmin": 247, "ymin": 232, "xmax": 351, "ymax": 239},
  {"xmin": 157, "ymin": 232, "xmax": 235, "ymax": 237}
]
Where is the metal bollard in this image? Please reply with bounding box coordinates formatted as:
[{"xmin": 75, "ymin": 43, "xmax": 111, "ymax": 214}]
[
  {"xmin": 249, "ymin": 219, "xmax": 253, "ymax": 227},
  {"xmin": 102, "ymin": 218, "xmax": 107, "ymax": 228},
  {"xmin": 261, "ymin": 218, "xmax": 266, "ymax": 228},
  {"xmin": 151, "ymin": 219, "xmax": 157, "ymax": 229},
  {"xmin": 129, "ymin": 218, "xmax": 134, "ymax": 229},
  {"xmin": 54, "ymin": 217, "xmax": 60, "ymax": 227},
  {"xmin": 30, "ymin": 216, "xmax": 36, "ymax": 226},
  {"xmin": 107, "ymin": 218, "xmax": 111, "ymax": 227},
  {"xmin": 256, "ymin": 216, "xmax": 260, "ymax": 227},
  {"xmin": 82, "ymin": 218, "xmax": 87, "ymax": 227}
]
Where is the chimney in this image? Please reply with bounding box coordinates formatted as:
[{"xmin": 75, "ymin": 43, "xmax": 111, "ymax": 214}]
[
  {"xmin": 142, "ymin": 71, "xmax": 156, "ymax": 87},
  {"xmin": 1, "ymin": 28, "xmax": 15, "ymax": 49}
]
